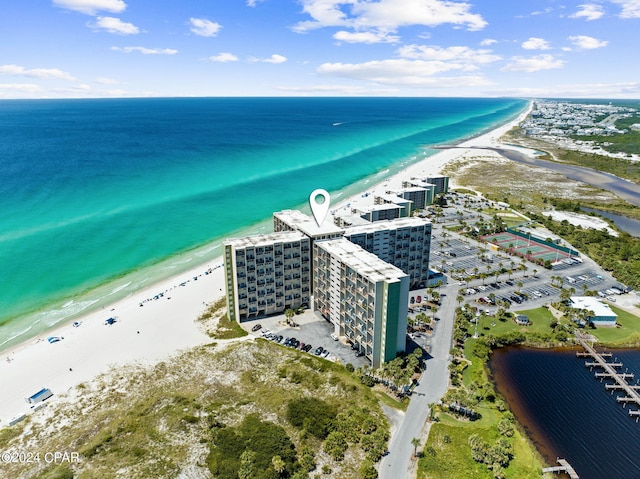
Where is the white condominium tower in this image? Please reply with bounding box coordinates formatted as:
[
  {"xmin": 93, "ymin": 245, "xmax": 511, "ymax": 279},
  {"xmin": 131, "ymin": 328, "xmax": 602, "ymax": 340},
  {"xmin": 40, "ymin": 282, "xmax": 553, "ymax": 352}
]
[
  {"xmin": 224, "ymin": 231, "xmax": 311, "ymax": 322},
  {"xmin": 343, "ymin": 217, "xmax": 432, "ymax": 289},
  {"xmin": 313, "ymin": 238, "xmax": 409, "ymax": 368}
]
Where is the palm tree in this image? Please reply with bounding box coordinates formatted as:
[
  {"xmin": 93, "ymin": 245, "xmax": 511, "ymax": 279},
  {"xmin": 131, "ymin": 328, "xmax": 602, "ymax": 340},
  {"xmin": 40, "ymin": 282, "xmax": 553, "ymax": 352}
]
[
  {"xmin": 272, "ymin": 456, "xmax": 286, "ymax": 476},
  {"xmin": 285, "ymin": 308, "xmax": 295, "ymax": 326},
  {"xmin": 411, "ymin": 437, "xmax": 421, "ymax": 457}
]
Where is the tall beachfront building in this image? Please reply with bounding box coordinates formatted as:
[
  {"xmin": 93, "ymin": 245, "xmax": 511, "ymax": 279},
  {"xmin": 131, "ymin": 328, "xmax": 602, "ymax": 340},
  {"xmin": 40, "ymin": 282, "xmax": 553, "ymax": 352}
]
[
  {"xmin": 224, "ymin": 231, "xmax": 311, "ymax": 322},
  {"xmin": 313, "ymin": 238, "xmax": 409, "ymax": 368},
  {"xmin": 343, "ymin": 218, "xmax": 432, "ymax": 289}
]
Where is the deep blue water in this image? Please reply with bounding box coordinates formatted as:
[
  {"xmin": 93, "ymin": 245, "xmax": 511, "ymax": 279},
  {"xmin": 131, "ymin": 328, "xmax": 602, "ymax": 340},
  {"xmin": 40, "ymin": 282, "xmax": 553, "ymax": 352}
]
[
  {"xmin": 491, "ymin": 347, "xmax": 640, "ymax": 478},
  {"xmin": 0, "ymin": 97, "xmax": 526, "ymax": 349}
]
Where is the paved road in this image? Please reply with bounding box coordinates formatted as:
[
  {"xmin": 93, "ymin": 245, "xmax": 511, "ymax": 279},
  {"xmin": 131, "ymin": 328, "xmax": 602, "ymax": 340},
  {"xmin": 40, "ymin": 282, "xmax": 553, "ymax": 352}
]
[{"xmin": 379, "ymin": 281, "xmax": 457, "ymax": 479}]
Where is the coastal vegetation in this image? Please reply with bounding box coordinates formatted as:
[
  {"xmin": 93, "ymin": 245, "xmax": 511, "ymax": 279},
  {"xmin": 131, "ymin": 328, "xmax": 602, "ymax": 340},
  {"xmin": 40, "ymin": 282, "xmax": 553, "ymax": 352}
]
[
  {"xmin": 198, "ymin": 297, "xmax": 248, "ymax": 339},
  {"xmin": 1, "ymin": 340, "xmax": 388, "ymax": 479}
]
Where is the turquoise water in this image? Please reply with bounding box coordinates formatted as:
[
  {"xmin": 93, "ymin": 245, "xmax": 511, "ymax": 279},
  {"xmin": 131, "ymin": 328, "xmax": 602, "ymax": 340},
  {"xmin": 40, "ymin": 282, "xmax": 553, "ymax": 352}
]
[{"xmin": 0, "ymin": 97, "xmax": 527, "ymax": 350}]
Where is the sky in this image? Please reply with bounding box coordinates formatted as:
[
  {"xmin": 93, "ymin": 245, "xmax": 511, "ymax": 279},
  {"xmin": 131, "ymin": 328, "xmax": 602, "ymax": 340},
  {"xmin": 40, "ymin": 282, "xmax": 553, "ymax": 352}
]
[{"xmin": 1, "ymin": 0, "xmax": 640, "ymax": 99}]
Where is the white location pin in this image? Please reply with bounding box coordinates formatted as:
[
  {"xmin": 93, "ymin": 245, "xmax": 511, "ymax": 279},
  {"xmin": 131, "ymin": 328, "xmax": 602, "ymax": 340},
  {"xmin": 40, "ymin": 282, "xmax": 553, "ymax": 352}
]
[{"xmin": 309, "ymin": 189, "xmax": 331, "ymax": 227}]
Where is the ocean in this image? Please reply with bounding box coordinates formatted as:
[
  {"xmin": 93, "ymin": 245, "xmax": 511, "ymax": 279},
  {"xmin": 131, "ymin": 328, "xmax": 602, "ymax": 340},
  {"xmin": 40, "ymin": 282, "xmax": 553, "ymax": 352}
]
[
  {"xmin": 490, "ymin": 347, "xmax": 640, "ymax": 478},
  {"xmin": 0, "ymin": 97, "xmax": 526, "ymax": 350}
]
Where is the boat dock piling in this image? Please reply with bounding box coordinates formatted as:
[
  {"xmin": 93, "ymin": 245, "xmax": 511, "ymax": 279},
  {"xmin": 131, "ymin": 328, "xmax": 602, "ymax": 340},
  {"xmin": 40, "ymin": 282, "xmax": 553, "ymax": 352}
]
[{"xmin": 575, "ymin": 331, "xmax": 640, "ymax": 421}]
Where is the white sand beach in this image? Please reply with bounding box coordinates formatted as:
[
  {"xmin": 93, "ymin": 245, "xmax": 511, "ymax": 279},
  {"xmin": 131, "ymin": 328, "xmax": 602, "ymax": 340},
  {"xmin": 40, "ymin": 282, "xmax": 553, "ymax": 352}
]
[{"xmin": 0, "ymin": 104, "xmax": 532, "ymax": 425}]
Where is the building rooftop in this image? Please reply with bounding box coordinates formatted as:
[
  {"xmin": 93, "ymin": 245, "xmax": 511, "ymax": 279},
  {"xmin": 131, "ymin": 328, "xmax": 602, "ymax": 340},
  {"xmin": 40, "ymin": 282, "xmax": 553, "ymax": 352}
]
[
  {"xmin": 400, "ymin": 186, "xmax": 430, "ymax": 193},
  {"xmin": 376, "ymin": 194, "xmax": 412, "ymax": 205},
  {"xmin": 224, "ymin": 230, "xmax": 308, "ymax": 248},
  {"xmin": 335, "ymin": 213, "xmax": 371, "ymax": 227},
  {"xmin": 354, "ymin": 203, "xmax": 404, "ymax": 214},
  {"xmin": 344, "ymin": 217, "xmax": 431, "ymax": 236},
  {"xmin": 274, "ymin": 209, "xmax": 345, "ymax": 238},
  {"xmin": 404, "ymin": 178, "xmax": 436, "ymax": 189},
  {"xmin": 315, "ymin": 238, "xmax": 408, "ymax": 283},
  {"xmin": 570, "ymin": 296, "xmax": 618, "ymax": 319}
]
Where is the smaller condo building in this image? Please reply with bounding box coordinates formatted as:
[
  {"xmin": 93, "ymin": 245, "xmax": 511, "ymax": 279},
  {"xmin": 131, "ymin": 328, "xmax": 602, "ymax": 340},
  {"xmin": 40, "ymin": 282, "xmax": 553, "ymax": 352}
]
[
  {"xmin": 313, "ymin": 238, "xmax": 409, "ymax": 368},
  {"xmin": 425, "ymin": 176, "xmax": 449, "ymax": 194},
  {"xmin": 397, "ymin": 186, "xmax": 434, "ymax": 210}
]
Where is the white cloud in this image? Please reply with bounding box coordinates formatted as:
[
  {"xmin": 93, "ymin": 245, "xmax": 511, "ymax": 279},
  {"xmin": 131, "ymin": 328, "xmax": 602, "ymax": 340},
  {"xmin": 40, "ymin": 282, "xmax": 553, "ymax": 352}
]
[
  {"xmin": 480, "ymin": 38, "xmax": 497, "ymax": 46},
  {"xmin": 333, "ymin": 30, "xmax": 400, "ymax": 43},
  {"xmin": 502, "ymin": 54, "xmax": 565, "ymax": 72},
  {"xmin": 111, "ymin": 46, "xmax": 178, "ymax": 55},
  {"xmin": 571, "ymin": 4, "xmax": 605, "ymax": 20},
  {"xmin": 277, "ymin": 84, "xmax": 400, "ymax": 95},
  {"xmin": 317, "ymin": 58, "xmax": 492, "ymax": 86},
  {"xmin": 94, "ymin": 77, "xmax": 120, "ymax": 84},
  {"xmin": 610, "ymin": 0, "xmax": 640, "ymax": 18},
  {"xmin": 293, "ymin": 0, "xmax": 487, "ymax": 34},
  {"xmin": 52, "ymin": 0, "xmax": 126, "ymax": 15},
  {"xmin": 397, "ymin": 45, "xmax": 500, "ymax": 64},
  {"xmin": 250, "ymin": 54, "xmax": 287, "ymax": 63},
  {"xmin": 0, "ymin": 64, "xmax": 76, "ymax": 80},
  {"xmin": 208, "ymin": 53, "xmax": 239, "ymax": 62},
  {"xmin": 247, "ymin": 0, "xmax": 265, "ymax": 6},
  {"xmin": 91, "ymin": 16, "xmax": 139, "ymax": 35},
  {"xmin": 568, "ymin": 35, "xmax": 609, "ymax": 49},
  {"xmin": 494, "ymin": 81, "xmax": 640, "ymax": 99},
  {"xmin": 522, "ymin": 37, "xmax": 551, "ymax": 50},
  {"xmin": 0, "ymin": 83, "xmax": 42, "ymax": 93},
  {"xmin": 189, "ymin": 18, "xmax": 222, "ymax": 37}
]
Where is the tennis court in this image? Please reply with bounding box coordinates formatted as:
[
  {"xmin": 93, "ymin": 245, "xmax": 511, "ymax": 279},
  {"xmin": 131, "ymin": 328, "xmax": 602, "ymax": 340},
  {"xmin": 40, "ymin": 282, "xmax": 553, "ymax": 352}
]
[{"xmin": 482, "ymin": 231, "xmax": 571, "ymax": 263}]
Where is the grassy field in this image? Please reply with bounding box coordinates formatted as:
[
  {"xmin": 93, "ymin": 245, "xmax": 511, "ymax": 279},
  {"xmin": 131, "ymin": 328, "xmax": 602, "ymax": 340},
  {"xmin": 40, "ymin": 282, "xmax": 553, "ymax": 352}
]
[
  {"xmin": 589, "ymin": 304, "xmax": 640, "ymax": 346},
  {"xmin": 418, "ymin": 414, "xmax": 543, "ymax": 479}
]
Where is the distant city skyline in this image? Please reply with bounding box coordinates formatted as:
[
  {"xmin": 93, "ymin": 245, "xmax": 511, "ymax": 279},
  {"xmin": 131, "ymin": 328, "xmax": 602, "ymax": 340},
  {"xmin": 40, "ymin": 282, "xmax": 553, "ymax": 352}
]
[{"xmin": 2, "ymin": 0, "xmax": 640, "ymax": 99}]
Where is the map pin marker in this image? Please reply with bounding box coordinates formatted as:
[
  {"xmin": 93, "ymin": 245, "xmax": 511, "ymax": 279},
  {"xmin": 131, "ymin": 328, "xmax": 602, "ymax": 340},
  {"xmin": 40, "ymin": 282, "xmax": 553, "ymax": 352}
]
[{"xmin": 309, "ymin": 189, "xmax": 331, "ymax": 227}]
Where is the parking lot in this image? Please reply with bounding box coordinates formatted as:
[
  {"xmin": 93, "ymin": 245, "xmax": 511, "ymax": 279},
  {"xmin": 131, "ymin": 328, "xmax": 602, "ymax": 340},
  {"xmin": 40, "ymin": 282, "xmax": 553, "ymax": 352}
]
[
  {"xmin": 240, "ymin": 309, "xmax": 370, "ymax": 368},
  {"xmin": 424, "ymin": 192, "xmax": 627, "ymax": 312}
]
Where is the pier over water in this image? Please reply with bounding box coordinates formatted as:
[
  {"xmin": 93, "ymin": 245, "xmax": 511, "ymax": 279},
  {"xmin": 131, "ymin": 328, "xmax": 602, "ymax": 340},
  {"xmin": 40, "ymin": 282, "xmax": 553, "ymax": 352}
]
[
  {"xmin": 543, "ymin": 458, "xmax": 579, "ymax": 478},
  {"xmin": 575, "ymin": 331, "xmax": 640, "ymax": 420}
]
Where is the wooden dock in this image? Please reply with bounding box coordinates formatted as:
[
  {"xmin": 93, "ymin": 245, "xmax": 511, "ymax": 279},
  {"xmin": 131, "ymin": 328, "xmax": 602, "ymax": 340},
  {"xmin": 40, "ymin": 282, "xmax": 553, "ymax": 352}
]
[
  {"xmin": 543, "ymin": 458, "xmax": 579, "ymax": 478},
  {"xmin": 575, "ymin": 331, "xmax": 640, "ymax": 419}
]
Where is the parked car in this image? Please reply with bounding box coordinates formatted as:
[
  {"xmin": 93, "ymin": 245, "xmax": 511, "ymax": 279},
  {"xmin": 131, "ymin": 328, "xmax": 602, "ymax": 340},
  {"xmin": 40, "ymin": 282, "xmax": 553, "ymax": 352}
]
[
  {"xmin": 251, "ymin": 323, "xmax": 262, "ymax": 332},
  {"xmin": 314, "ymin": 346, "xmax": 324, "ymax": 356}
]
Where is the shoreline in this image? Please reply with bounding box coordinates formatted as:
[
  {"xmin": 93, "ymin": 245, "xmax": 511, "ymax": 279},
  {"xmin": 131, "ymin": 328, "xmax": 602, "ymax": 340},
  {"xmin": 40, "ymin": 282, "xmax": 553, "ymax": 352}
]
[
  {"xmin": 0, "ymin": 102, "xmax": 531, "ymax": 425},
  {"xmin": 489, "ymin": 345, "xmax": 640, "ymax": 478}
]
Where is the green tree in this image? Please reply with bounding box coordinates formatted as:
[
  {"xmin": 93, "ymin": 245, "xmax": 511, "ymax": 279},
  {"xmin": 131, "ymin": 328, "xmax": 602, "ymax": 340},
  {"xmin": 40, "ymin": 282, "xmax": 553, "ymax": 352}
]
[
  {"xmin": 285, "ymin": 308, "xmax": 295, "ymax": 326},
  {"xmin": 271, "ymin": 455, "xmax": 286, "ymax": 476},
  {"xmin": 324, "ymin": 431, "xmax": 348, "ymax": 461},
  {"xmin": 360, "ymin": 459, "xmax": 378, "ymax": 479},
  {"xmin": 411, "ymin": 437, "xmax": 421, "ymax": 457},
  {"xmin": 238, "ymin": 449, "xmax": 256, "ymax": 479}
]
